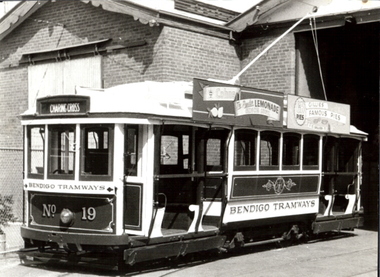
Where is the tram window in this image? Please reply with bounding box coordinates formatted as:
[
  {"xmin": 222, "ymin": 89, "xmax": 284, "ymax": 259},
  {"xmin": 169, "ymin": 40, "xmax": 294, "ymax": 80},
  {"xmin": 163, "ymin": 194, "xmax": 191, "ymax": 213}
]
[
  {"xmin": 283, "ymin": 133, "xmax": 300, "ymax": 170},
  {"xmin": 323, "ymin": 136, "xmax": 337, "ymax": 172},
  {"xmin": 48, "ymin": 125, "xmax": 75, "ymax": 179},
  {"xmin": 159, "ymin": 126, "xmax": 191, "ymax": 174},
  {"xmin": 207, "ymin": 130, "xmax": 228, "ymax": 171},
  {"xmin": 207, "ymin": 138, "xmax": 223, "ymax": 171},
  {"xmin": 323, "ymin": 136, "xmax": 359, "ymax": 172},
  {"xmin": 161, "ymin": 135, "xmax": 178, "ymax": 165},
  {"xmin": 303, "ymin": 134, "xmax": 319, "ymax": 169},
  {"xmin": 124, "ymin": 125, "xmax": 139, "ymax": 176},
  {"xmin": 182, "ymin": 135, "xmax": 189, "ymax": 169},
  {"xmin": 338, "ymin": 138, "xmax": 359, "ymax": 172},
  {"xmin": 234, "ymin": 129, "xmax": 257, "ymax": 170},
  {"xmin": 259, "ymin": 131, "xmax": 280, "ymax": 170},
  {"xmin": 81, "ymin": 125, "xmax": 113, "ymax": 180},
  {"xmin": 27, "ymin": 126, "xmax": 45, "ymax": 178}
]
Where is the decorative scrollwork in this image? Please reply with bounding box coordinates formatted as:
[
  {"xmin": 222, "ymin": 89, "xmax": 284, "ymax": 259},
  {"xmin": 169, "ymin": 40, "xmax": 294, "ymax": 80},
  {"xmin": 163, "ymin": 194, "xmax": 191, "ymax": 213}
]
[{"xmin": 262, "ymin": 177, "xmax": 297, "ymax": 195}]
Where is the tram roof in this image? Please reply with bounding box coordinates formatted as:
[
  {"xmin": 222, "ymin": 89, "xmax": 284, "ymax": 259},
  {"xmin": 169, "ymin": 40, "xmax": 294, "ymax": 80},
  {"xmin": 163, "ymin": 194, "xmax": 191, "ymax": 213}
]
[
  {"xmin": 22, "ymin": 79, "xmax": 367, "ymax": 139},
  {"xmin": 23, "ymin": 80, "xmax": 194, "ymax": 118}
]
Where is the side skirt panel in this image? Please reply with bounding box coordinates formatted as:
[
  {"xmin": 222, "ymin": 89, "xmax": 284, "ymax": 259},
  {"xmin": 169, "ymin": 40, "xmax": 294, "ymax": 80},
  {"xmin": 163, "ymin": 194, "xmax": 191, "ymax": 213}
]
[
  {"xmin": 124, "ymin": 235, "xmax": 226, "ymax": 265},
  {"xmin": 312, "ymin": 216, "xmax": 364, "ymax": 234}
]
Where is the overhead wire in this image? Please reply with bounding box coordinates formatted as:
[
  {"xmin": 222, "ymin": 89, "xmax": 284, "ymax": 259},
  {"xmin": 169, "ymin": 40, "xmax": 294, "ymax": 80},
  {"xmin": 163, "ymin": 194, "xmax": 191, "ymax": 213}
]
[{"xmin": 309, "ymin": 14, "xmax": 328, "ymax": 100}]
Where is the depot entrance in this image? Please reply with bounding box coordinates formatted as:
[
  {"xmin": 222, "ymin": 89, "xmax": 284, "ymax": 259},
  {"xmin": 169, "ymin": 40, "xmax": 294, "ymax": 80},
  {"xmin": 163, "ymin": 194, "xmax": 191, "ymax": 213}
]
[{"xmin": 295, "ymin": 22, "xmax": 379, "ymax": 229}]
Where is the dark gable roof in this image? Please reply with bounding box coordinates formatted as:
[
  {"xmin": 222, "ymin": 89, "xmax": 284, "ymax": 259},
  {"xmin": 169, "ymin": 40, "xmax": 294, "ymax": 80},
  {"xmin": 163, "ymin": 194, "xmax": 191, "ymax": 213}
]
[
  {"xmin": 227, "ymin": 0, "xmax": 380, "ymax": 33},
  {"xmin": 174, "ymin": 0, "xmax": 240, "ymax": 22},
  {"xmin": 0, "ymin": 1, "xmax": 49, "ymax": 41},
  {"xmin": 1, "ymin": 0, "xmax": 379, "ymax": 41},
  {"xmin": 0, "ymin": 0, "xmax": 236, "ymax": 42}
]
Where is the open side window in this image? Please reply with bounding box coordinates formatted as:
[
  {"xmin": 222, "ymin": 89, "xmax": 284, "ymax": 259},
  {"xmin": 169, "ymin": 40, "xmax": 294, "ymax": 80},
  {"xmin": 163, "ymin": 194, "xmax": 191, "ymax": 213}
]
[
  {"xmin": 303, "ymin": 134, "xmax": 320, "ymax": 170},
  {"xmin": 283, "ymin": 132, "xmax": 301, "ymax": 170},
  {"xmin": 321, "ymin": 136, "xmax": 361, "ymax": 215},
  {"xmin": 234, "ymin": 129, "xmax": 257, "ymax": 171},
  {"xmin": 259, "ymin": 131, "xmax": 280, "ymax": 170}
]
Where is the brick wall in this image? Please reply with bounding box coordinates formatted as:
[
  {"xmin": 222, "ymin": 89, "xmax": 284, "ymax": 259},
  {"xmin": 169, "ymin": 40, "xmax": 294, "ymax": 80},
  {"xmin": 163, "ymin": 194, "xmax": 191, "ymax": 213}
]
[
  {"xmin": 0, "ymin": 0, "xmax": 241, "ymax": 146},
  {"xmin": 158, "ymin": 27, "xmax": 240, "ymax": 81},
  {"xmin": 0, "ymin": 67, "xmax": 28, "ymax": 149},
  {"xmin": 0, "ymin": 0, "xmax": 240, "ymax": 187},
  {"xmin": 240, "ymin": 30, "xmax": 296, "ymax": 94}
]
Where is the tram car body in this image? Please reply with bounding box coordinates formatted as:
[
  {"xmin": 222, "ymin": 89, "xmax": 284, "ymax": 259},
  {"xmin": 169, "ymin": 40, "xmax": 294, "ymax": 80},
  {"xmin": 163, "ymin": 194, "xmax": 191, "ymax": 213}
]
[{"xmin": 21, "ymin": 78, "xmax": 367, "ymax": 266}]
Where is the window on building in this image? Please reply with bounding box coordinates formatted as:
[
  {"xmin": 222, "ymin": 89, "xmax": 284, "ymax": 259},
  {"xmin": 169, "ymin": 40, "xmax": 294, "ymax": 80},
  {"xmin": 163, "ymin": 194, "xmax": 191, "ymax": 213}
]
[
  {"xmin": 27, "ymin": 126, "xmax": 45, "ymax": 178},
  {"xmin": 234, "ymin": 129, "xmax": 257, "ymax": 170},
  {"xmin": 81, "ymin": 125, "xmax": 113, "ymax": 180},
  {"xmin": 259, "ymin": 131, "xmax": 280, "ymax": 170},
  {"xmin": 48, "ymin": 125, "xmax": 75, "ymax": 179}
]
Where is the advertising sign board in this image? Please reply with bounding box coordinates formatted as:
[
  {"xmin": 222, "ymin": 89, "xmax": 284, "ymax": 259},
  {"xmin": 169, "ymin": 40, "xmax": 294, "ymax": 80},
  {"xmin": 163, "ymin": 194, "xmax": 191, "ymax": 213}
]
[
  {"xmin": 287, "ymin": 95, "xmax": 350, "ymax": 134},
  {"xmin": 192, "ymin": 79, "xmax": 283, "ymax": 127}
]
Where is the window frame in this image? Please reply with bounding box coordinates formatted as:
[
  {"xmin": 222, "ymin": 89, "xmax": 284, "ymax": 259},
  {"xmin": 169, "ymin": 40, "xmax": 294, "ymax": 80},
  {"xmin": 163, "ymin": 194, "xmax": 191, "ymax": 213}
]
[
  {"xmin": 47, "ymin": 124, "xmax": 76, "ymax": 180},
  {"xmin": 124, "ymin": 124, "xmax": 140, "ymax": 177},
  {"xmin": 302, "ymin": 134, "xmax": 320, "ymax": 170},
  {"xmin": 80, "ymin": 124, "xmax": 114, "ymax": 181},
  {"xmin": 259, "ymin": 131, "xmax": 280, "ymax": 171},
  {"xmin": 234, "ymin": 129, "xmax": 257, "ymax": 171},
  {"xmin": 282, "ymin": 132, "xmax": 301, "ymax": 170},
  {"xmin": 27, "ymin": 125, "xmax": 45, "ymax": 179}
]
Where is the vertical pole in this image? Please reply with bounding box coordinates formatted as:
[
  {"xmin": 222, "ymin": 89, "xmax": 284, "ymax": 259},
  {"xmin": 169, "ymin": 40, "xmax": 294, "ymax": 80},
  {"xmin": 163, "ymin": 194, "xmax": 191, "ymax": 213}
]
[{"xmin": 0, "ymin": 233, "xmax": 6, "ymax": 255}]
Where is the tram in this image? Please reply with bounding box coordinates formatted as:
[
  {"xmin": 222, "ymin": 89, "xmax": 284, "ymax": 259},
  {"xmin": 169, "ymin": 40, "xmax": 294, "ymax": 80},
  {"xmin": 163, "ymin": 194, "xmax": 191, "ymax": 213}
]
[{"xmin": 20, "ymin": 78, "xmax": 366, "ymax": 267}]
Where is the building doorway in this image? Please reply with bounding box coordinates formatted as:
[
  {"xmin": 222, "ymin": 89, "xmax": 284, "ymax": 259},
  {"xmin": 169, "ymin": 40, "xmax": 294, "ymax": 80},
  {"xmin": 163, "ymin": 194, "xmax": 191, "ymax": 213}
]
[{"xmin": 295, "ymin": 22, "xmax": 379, "ymax": 229}]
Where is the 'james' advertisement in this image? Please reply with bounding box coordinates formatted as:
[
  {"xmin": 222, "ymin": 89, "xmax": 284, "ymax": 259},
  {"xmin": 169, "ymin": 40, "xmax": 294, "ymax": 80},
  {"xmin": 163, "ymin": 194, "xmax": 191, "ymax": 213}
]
[{"xmin": 287, "ymin": 95, "xmax": 350, "ymax": 134}]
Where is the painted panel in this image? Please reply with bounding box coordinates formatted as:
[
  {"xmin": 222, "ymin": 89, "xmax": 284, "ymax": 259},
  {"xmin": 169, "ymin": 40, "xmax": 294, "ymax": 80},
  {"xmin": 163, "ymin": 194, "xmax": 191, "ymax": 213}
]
[
  {"xmin": 37, "ymin": 95, "xmax": 90, "ymax": 116},
  {"xmin": 30, "ymin": 193, "xmax": 114, "ymax": 232},
  {"xmin": 223, "ymin": 196, "xmax": 318, "ymax": 222},
  {"xmin": 231, "ymin": 175, "xmax": 319, "ymax": 199},
  {"xmin": 124, "ymin": 183, "xmax": 142, "ymax": 230}
]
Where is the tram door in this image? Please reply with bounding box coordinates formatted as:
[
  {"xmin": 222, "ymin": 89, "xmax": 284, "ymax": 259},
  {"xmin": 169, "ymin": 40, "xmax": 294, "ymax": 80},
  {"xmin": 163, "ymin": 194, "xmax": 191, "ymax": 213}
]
[
  {"xmin": 195, "ymin": 128, "xmax": 228, "ymax": 229},
  {"xmin": 123, "ymin": 125, "xmax": 142, "ymax": 231},
  {"xmin": 153, "ymin": 125, "xmax": 228, "ymax": 235},
  {"xmin": 321, "ymin": 136, "xmax": 361, "ymax": 217}
]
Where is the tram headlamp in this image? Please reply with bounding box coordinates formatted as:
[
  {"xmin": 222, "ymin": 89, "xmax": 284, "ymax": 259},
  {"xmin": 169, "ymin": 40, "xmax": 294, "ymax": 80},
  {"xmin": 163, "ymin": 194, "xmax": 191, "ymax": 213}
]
[{"xmin": 60, "ymin": 208, "xmax": 74, "ymax": 225}]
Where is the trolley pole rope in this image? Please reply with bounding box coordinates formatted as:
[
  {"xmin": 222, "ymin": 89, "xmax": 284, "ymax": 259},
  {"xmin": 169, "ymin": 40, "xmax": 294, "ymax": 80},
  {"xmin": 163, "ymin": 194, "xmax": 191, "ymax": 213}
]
[{"xmin": 229, "ymin": 8, "xmax": 318, "ymax": 84}]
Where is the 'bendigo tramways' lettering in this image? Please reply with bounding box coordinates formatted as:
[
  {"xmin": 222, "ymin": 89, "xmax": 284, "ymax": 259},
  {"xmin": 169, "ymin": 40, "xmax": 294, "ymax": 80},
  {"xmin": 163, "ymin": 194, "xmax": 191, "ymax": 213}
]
[
  {"xmin": 230, "ymin": 200, "xmax": 316, "ymax": 215},
  {"xmin": 27, "ymin": 182, "xmax": 105, "ymax": 191},
  {"xmin": 273, "ymin": 200, "xmax": 315, "ymax": 210},
  {"xmin": 230, "ymin": 204, "xmax": 270, "ymax": 214}
]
